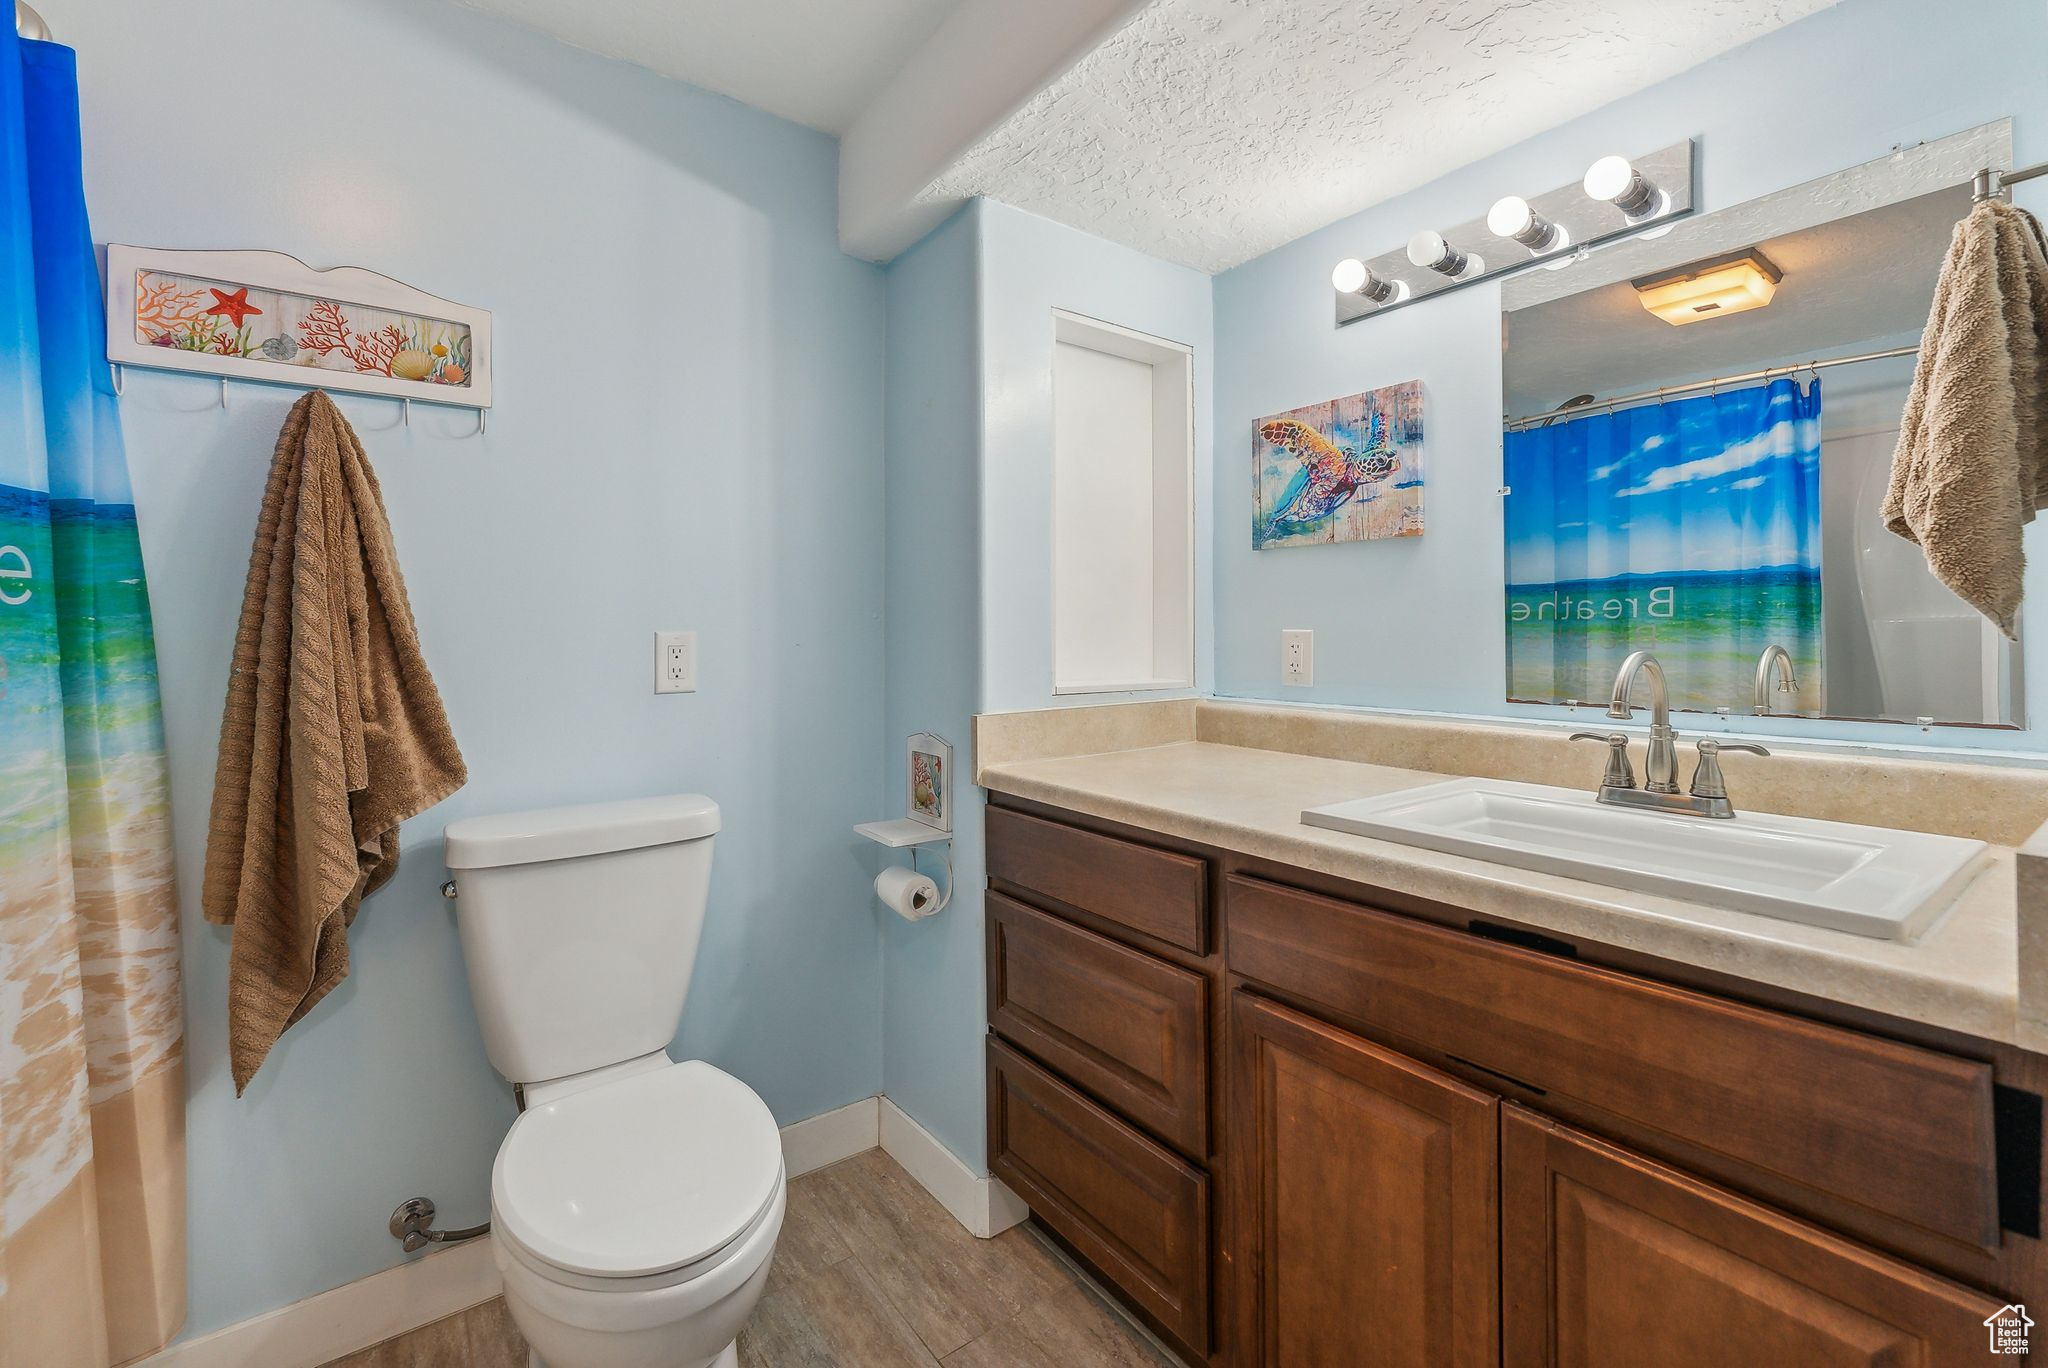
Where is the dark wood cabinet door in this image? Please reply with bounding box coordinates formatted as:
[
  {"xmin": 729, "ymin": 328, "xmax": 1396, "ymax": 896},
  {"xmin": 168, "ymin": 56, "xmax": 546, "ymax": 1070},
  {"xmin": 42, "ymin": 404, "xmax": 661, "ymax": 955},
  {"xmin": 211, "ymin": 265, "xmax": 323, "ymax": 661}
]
[
  {"xmin": 1501, "ymin": 1105, "xmax": 2014, "ymax": 1368},
  {"xmin": 1230, "ymin": 991, "xmax": 1499, "ymax": 1368}
]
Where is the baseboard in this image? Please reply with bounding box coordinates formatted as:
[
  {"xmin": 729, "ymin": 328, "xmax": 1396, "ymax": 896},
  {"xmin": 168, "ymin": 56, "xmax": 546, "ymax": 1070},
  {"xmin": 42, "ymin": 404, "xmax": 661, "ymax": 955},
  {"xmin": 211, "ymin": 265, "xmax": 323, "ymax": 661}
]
[
  {"xmin": 139, "ymin": 1096, "xmax": 890, "ymax": 1367},
  {"xmin": 879, "ymin": 1096, "xmax": 1028, "ymax": 1239},
  {"xmin": 780, "ymin": 1095, "xmax": 880, "ymax": 1177},
  {"xmin": 133, "ymin": 1236, "xmax": 499, "ymax": 1368}
]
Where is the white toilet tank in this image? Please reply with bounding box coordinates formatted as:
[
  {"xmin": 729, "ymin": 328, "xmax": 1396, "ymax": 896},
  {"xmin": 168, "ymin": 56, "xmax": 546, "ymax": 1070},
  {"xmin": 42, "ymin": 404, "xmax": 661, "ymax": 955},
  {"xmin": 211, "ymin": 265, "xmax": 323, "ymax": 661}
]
[{"xmin": 443, "ymin": 795, "xmax": 720, "ymax": 1087}]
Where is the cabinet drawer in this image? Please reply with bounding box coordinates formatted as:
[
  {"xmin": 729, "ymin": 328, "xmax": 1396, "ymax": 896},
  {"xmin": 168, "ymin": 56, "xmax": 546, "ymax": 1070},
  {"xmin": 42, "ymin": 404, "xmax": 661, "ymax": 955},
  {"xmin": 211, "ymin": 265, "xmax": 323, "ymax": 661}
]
[
  {"xmin": 987, "ymin": 805, "xmax": 1208, "ymax": 953},
  {"xmin": 987, "ymin": 1036, "xmax": 1210, "ymax": 1356},
  {"xmin": 988, "ymin": 892, "xmax": 1210, "ymax": 1156},
  {"xmin": 1226, "ymin": 874, "xmax": 2000, "ymax": 1255}
]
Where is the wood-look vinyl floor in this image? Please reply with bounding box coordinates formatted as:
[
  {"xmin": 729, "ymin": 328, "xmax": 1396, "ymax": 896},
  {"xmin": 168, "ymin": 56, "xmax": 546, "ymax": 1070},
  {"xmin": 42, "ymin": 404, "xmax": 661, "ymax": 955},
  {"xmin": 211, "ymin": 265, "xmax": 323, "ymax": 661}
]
[{"xmin": 323, "ymin": 1149, "xmax": 1178, "ymax": 1367}]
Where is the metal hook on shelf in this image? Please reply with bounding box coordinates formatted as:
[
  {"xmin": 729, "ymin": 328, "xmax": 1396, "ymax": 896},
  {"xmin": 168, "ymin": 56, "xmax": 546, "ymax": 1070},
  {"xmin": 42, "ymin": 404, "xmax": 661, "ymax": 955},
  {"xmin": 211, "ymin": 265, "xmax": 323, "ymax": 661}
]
[
  {"xmin": 218, "ymin": 377, "xmax": 229, "ymax": 411},
  {"xmin": 110, "ymin": 363, "xmax": 124, "ymax": 397},
  {"xmin": 402, "ymin": 397, "xmax": 412, "ymax": 428},
  {"xmin": 908, "ymin": 842, "xmax": 955, "ymax": 918},
  {"xmin": 478, "ymin": 407, "xmax": 488, "ymax": 437}
]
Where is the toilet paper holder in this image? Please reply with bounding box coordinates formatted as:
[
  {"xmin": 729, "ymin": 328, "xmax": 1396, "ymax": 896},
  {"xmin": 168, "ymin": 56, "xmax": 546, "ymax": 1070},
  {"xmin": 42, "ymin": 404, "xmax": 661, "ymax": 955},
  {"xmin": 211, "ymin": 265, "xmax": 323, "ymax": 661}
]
[
  {"xmin": 900, "ymin": 843, "xmax": 954, "ymax": 918},
  {"xmin": 856, "ymin": 730, "xmax": 955, "ymax": 918},
  {"xmin": 854, "ymin": 815, "xmax": 953, "ymax": 918}
]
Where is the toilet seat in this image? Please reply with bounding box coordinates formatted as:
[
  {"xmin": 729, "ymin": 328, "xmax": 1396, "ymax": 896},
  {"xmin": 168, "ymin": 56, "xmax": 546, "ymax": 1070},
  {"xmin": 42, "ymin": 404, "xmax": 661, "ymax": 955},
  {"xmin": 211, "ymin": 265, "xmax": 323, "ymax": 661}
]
[{"xmin": 492, "ymin": 1059, "xmax": 782, "ymax": 1284}]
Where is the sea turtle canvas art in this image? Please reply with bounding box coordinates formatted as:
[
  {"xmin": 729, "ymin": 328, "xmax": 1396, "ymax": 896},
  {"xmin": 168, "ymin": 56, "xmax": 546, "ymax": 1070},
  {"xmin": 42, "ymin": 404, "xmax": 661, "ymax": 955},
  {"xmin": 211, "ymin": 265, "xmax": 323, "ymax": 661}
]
[{"xmin": 1254, "ymin": 380, "xmax": 1425, "ymax": 548}]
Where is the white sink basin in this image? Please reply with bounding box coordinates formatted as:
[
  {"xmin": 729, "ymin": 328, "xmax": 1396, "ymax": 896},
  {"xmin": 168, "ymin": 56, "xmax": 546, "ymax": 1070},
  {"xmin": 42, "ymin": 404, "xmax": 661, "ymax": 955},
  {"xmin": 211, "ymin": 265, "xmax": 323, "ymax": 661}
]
[{"xmin": 1302, "ymin": 777, "xmax": 1989, "ymax": 941}]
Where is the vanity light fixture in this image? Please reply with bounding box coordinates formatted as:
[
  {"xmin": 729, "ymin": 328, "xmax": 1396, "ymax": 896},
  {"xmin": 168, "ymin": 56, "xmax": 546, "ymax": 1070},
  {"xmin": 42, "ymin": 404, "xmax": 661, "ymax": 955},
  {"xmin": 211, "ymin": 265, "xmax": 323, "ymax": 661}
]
[
  {"xmin": 1583, "ymin": 155, "xmax": 1664, "ymax": 221},
  {"xmin": 1330, "ymin": 257, "xmax": 1401, "ymax": 303},
  {"xmin": 1407, "ymin": 230, "xmax": 1481, "ymax": 279},
  {"xmin": 1487, "ymin": 196, "xmax": 1564, "ymax": 253},
  {"xmin": 1330, "ymin": 138, "xmax": 1694, "ymax": 327},
  {"xmin": 1632, "ymin": 249, "xmax": 1782, "ymax": 326}
]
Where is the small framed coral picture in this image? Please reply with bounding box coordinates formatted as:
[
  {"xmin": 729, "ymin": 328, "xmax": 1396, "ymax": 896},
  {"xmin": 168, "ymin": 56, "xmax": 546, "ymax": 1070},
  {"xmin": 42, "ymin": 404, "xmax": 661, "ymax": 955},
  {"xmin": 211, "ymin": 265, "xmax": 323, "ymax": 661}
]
[
  {"xmin": 907, "ymin": 733, "xmax": 951, "ymax": 834},
  {"xmin": 104, "ymin": 245, "xmax": 491, "ymax": 410}
]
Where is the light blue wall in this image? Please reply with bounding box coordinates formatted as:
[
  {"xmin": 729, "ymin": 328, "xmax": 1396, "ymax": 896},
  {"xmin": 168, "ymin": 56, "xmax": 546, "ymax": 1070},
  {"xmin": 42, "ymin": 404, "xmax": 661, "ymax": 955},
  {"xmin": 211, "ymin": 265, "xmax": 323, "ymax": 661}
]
[
  {"xmin": 48, "ymin": 0, "xmax": 886, "ymax": 1339},
  {"xmin": 880, "ymin": 204, "xmax": 986, "ymax": 1167},
  {"xmin": 1212, "ymin": 0, "xmax": 2048, "ymax": 753},
  {"xmin": 979, "ymin": 200, "xmax": 1216, "ymax": 714},
  {"xmin": 873, "ymin": 201, "xmax": 1220, "ymax": 1170}
]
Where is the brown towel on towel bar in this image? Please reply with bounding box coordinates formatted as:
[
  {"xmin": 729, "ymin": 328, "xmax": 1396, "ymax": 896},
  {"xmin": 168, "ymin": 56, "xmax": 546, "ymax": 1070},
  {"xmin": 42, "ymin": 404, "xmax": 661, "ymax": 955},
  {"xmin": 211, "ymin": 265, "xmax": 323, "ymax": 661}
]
[
  {"xmin": 201, "ymin": 390, "xmax": 466, "ymax": 1093},
  {"xmin": 1882, "ymin": 198, "xmax": 2048, "ymax": 638}
]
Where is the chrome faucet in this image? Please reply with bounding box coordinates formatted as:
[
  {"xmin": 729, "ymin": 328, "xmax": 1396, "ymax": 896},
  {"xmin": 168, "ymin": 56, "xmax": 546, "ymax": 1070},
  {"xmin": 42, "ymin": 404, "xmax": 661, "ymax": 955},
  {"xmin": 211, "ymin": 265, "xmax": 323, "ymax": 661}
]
[
  {"xmin": 1753, "ymin": 644, "xmax": 1799, "ymax": 716},
  {"xmin": 1607, "ymin": 649, "xmax": 1679, "ymax": 793},
  {"xmin": 1570, "ymin": 649, "xmax": 1771, "ymax": 818}
]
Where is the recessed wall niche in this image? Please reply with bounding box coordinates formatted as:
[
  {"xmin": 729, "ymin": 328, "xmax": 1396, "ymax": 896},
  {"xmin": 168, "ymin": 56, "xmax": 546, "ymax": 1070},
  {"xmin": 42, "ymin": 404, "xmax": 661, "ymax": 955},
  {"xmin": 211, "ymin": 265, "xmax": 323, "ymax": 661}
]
[{"xmin": 1049, "ymin": 309, "xmax": 1195, "ymax": 695}]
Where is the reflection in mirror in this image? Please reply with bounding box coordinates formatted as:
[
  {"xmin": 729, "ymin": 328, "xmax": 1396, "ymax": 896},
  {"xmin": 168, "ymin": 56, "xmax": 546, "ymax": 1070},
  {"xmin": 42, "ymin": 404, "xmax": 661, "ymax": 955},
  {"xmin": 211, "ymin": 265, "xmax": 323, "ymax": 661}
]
[{"xmin": 1502, "ymin": 137, "xmax": 2024, "ymax": 729}]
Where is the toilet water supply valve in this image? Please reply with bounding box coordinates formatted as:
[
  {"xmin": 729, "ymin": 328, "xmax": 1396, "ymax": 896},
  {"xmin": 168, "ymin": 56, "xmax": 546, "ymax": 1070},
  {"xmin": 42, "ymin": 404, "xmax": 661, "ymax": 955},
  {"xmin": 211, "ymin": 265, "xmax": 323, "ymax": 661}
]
[{"xmin": 390, "ymin": 1197, "xmax": 491, "ymax": 1252}]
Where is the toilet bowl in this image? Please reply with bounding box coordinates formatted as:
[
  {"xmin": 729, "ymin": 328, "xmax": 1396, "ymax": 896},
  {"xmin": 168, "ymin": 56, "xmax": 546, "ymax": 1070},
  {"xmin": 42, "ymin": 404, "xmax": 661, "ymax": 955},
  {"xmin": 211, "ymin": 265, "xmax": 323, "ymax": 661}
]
[
  {"xmin": 442, "ymin": 796, "xmax": 785, "ymax": 1368},
  {"xmin": 490, "ymin": 1058, "xmax": 785, "ymax": 1368}
]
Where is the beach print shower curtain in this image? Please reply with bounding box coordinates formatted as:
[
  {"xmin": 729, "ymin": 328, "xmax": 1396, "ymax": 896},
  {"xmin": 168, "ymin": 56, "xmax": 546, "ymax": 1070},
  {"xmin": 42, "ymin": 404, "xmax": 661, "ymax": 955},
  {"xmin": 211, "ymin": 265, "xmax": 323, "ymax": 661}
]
[
  {"xmin": 1, "ymin": 22, "xmax": 185, "ymax": 1366},
  {"xmin": 1505, "ymin": 377, "xmax": 1824, "ymax": 712}
]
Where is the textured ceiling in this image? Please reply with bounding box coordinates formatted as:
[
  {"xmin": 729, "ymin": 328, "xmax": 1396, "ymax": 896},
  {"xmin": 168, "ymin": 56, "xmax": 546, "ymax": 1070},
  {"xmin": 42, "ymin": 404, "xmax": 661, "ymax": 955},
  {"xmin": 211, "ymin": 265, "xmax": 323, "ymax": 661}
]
[
  {"xmin": 449, "ymin": 0, "xmax": 964, "ymax": 132},
  {"xmin": 928, "ymin": 0, "xmax": 1842, "ymax": 273}
]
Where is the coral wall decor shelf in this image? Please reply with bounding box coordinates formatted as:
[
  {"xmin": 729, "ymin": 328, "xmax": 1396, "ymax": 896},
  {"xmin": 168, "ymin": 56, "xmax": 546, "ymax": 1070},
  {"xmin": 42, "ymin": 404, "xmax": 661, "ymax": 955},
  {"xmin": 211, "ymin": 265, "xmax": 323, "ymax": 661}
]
[{"xmin": 104, "ymin": 245, "xmax": 492, "ymax": 419}]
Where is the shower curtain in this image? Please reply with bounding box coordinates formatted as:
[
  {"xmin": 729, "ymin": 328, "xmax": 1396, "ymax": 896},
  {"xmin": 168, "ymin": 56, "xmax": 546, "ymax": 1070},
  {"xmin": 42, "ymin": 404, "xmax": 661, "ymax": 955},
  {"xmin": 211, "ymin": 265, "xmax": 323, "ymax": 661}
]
[
  {"xmin": 1, "ymin": 22, "xmax": 185, "ymax": 1366},
  {"xmin": 1504, "ymin": 376, "xmax": 1824, "ymax": 712}
]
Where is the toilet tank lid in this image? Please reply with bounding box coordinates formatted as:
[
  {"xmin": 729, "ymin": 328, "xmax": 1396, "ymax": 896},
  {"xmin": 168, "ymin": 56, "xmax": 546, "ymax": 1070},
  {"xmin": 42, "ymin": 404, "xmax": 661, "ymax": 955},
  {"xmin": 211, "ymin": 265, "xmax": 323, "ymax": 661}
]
[{"xmin": 444, "ymin": 795, "xmax": 720, "ymax": 869}]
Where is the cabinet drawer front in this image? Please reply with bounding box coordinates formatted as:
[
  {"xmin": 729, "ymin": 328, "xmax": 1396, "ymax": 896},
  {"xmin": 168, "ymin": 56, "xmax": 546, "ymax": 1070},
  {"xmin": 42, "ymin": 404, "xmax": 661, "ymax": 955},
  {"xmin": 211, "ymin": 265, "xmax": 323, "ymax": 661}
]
[
  {"xmin": 988, "ymin": 892, "xmax": 1209, "ymax": 1156},
  {"xmin": 987, "ymin": 1036, "xmax": 1210, "ymax": 1356},
  {"xmin": 1501, "ymin": 1107, "xmax": 2008, "ymax": 1368},
  {"xmin": 1227, "ymin": 874, "xmax": 1999, "ymax": 1254},
  {"xmin": 987, "ymin": 805, "xmax": 1208, "ymax": 953}
]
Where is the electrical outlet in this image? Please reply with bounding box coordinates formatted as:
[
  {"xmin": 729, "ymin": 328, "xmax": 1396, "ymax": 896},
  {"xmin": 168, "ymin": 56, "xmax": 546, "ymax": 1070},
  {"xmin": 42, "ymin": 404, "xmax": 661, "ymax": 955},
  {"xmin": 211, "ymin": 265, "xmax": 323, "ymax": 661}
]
[
  {"xmin": 1282, "ymin": 629, "xmax": 1313, "ymax": 687},
  {"xmin": 655, "ymin": 630, "xmax": 697, "ymax": 694}
]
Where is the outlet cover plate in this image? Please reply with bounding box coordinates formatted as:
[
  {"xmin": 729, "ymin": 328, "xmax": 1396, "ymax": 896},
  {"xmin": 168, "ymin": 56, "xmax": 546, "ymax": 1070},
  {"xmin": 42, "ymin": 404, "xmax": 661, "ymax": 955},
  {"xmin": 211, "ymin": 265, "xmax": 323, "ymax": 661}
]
[
  {"xmin": 656, "ymin": 630, "xmax": 697, "ymax": 694},
  {"xmin": 1282, "ymin": 629, "xmax": 1313, "ymax": 687}
]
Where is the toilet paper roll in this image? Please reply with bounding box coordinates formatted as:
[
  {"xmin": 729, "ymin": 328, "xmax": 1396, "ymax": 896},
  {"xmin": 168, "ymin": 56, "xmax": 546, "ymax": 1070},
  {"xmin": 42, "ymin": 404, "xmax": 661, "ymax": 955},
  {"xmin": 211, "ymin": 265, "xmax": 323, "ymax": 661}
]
[{"xmin": 876, "ymin": 865, "xmax": 942, "ymax": 921}]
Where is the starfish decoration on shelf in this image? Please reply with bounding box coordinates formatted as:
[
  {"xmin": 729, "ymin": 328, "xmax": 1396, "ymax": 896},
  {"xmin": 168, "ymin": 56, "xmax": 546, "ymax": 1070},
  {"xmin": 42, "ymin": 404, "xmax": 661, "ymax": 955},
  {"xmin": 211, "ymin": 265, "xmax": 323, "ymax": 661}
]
[{"xmin": 204, "ymin": 286, "xmax": 262, "ymax": 328}]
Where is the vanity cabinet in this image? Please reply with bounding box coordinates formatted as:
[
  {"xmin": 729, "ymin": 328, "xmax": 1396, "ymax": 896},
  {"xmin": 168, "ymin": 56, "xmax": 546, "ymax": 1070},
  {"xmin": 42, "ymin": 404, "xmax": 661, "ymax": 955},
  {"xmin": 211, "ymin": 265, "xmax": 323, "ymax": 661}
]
[{"xmin": 983, "ymin": 796, "xmax": 2041, "ymax": 1367}]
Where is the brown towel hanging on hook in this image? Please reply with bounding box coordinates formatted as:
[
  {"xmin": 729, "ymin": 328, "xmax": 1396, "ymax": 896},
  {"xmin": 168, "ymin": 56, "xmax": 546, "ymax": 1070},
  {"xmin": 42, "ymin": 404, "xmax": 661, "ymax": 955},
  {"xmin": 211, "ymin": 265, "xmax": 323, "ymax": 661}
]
[
  {"xmin": 1882, "ymin": 198, "xmax": 2048, "ymax": 638},
  {"xmin": 201, "ymin": 390, "xmax": 466, "ymax": 1093}
]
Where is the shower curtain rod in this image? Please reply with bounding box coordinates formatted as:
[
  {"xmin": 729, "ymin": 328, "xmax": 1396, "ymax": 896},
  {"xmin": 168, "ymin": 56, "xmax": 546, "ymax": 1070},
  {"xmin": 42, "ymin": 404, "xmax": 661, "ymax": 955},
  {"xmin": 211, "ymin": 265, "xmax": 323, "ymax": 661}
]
[
  {"xmin": 15, "ymin": 2, "xmax": 50, "ymax": 39},
  {"xmin": 1504, "ymin": 343, "xmax": 1919, "ymax": 431}
]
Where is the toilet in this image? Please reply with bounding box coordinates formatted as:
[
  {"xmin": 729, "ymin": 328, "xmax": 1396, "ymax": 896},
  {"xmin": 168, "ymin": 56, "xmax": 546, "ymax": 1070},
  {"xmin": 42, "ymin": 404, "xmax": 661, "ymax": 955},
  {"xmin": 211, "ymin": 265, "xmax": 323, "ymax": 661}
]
[{"xmin": 442, "ymin": 795, "xmax": 783, "ymax": 1368}]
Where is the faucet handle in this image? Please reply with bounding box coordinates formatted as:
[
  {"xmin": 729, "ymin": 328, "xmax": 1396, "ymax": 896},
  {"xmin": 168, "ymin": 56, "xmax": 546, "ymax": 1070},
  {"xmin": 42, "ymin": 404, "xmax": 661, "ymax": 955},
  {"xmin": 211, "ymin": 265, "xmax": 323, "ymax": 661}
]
[
  {"xmin": 1571, "ymin": 731, "xmax": 1636, "ymax": 790},
  {"xmin": 1690, "ymin": 738, "xmax": 1768, "ymax": 800}
]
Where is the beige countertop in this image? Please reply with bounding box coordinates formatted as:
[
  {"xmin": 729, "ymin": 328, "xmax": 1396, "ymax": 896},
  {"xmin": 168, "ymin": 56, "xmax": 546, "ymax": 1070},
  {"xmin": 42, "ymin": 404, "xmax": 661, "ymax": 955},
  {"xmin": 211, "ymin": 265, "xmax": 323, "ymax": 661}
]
[{"xmin": 978, "ymin": 738, "xmax": 2027, "ymax": 1048}]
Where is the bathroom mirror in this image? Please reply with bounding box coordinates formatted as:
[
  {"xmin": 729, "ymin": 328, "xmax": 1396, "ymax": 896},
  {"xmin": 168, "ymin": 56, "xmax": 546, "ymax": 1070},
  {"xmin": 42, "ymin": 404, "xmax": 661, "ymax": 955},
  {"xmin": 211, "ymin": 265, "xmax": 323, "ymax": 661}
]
[{"xmin": 1502, "ymin": 123, "xmax": 2024, "ymax": 728}]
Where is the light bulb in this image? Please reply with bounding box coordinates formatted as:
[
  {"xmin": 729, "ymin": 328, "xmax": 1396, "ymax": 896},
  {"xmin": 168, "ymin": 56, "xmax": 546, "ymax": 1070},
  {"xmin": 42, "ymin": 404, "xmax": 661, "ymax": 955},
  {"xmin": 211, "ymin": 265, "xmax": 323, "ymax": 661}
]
[
  {"xmin": 1332, "ymin": 257, "xmax": 1399, "ymax": 303},
  {"xmin": 1584, "ymin": 155, "xmax": 1659, "ymax": 219},
  {"xmin": 1407, "ymin": 230, "xmax": 1478, "ymax": 278},
  {"xmin": 1487, "ymin": 195, "xmax": 1561, "ymax": 252}
]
